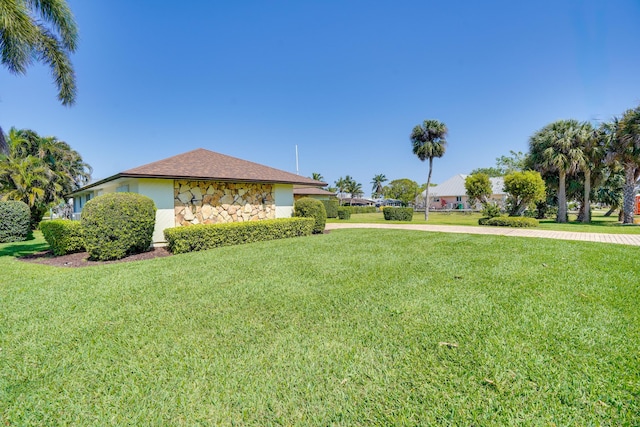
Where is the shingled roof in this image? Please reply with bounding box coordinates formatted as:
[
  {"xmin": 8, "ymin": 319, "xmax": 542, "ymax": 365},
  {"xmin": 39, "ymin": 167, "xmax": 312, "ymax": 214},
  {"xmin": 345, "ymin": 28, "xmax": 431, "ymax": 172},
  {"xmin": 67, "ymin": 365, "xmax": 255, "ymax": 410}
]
[{"xmin": 76, "ymin": 148, "xmax": 326, "ymax": 191}]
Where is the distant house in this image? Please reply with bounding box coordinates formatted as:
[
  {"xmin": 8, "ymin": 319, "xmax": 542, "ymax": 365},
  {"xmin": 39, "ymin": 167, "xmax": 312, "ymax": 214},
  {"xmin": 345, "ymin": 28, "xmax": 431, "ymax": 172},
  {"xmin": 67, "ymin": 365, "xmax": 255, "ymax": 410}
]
[
  {"xmin": 69, "ymin": 148, "xmax": 326, "ymax": 244},
  {"xmin": 293, "ymin": 185, "xmax": 335, "ymax": 201},
  {"xmin": 420, "ymin": 174, "xmax": 507, "ymax": 210}
]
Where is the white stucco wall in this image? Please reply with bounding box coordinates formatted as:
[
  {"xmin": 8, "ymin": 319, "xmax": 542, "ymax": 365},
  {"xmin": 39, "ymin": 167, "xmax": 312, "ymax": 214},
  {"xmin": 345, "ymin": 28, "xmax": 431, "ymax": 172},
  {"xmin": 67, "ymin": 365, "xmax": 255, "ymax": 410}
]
[
  {"xmin": 274, "ymin": 184, "xmax": 294, "ymax": 218},
  {"xmin": 136, "ymin": 179, "xmax": 175, "ymax": 243}
]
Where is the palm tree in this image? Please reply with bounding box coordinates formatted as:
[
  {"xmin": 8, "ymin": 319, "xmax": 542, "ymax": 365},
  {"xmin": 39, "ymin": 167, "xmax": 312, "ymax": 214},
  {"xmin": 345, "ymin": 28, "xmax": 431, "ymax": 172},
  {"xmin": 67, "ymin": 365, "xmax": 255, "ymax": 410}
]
[
  {"xmin": 0, "ymin": 128, "xmax": 91, "ymax": 225},
  {"xmin": 529, "ymin": 120, "xmax": 585, "ymax": 223},
  {"xmin": 371, "ymin": 174, "xmax": 387, "ymax": 198},
  {"xmin": 606, "ymin": 107, "xmax": 640, "ymax": 224},
  {"xmin": 410, "ymin": 119, "xmax": 448, "ymax": 220},
  {"xmin": 576, "ymin": 122, "xmax": 604, "ymax": 223},
  {"xmin": 346, "ymin": 180, "xmax": 363, "ymax": 202},
  {"xmin": 0, "ymin": 0, "xmax": 78, "ymax": 154},
  {"xmin": 310, "ymin": 172, "xmax": 324, "ymax": 182},
  {"xmin": 334, "ymin": 177, "xmax": 347, "ymax": 205}
]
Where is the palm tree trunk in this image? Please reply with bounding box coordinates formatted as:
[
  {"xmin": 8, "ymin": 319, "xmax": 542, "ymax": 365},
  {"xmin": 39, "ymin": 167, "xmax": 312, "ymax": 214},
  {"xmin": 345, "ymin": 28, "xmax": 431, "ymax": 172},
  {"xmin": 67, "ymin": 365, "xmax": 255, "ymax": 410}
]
[
  {"xmin": 424, "ymin": 157, "xmax": 433, "ymax": 220},
  {"xmin": 557, "ymin": 171, "xmax": 568, "ymax": 223},
  {"xmin": 582, "ymin": 169, "xmax": 591, "ymax": 223},
  {"xmin": 622, "ymin": 165, "xmax": 636, "ymax": 224}
]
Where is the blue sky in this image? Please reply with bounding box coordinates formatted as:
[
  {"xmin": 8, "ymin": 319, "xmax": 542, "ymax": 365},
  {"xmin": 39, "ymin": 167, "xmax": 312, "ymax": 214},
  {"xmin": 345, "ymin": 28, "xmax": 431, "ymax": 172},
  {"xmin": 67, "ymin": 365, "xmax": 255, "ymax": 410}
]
[{"xmin": 2, "ymin": 0, "xmax": 640, "ymax": 195}]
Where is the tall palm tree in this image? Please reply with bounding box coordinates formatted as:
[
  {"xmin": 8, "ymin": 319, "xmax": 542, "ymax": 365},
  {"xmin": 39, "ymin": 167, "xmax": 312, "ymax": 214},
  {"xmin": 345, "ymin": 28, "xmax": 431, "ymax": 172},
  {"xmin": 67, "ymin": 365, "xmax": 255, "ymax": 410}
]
[
  {"xmin": 334, "ymin": 176, "xmax": 347, "ymax": 205},
  {"xmin": 0, "ymin": 0, "xmax": 78, "ymax": 154},
  {"xmin": 371, "ymin": 174, "xmax": 387, "ymax": 198},
  {"xmin": 606, "ymin": 107, "xmax": 640, "ymax": 224},
  {"xmin": 411, "ymin": 119, "xmax": 448, "ymax": 220},
  {"xmin": 576, "ymin": 122, "xmax": 604, "ymax": 223},
  {"xmin": 529, "ymin": 120, "xmax": 585, "ymax": 223}
]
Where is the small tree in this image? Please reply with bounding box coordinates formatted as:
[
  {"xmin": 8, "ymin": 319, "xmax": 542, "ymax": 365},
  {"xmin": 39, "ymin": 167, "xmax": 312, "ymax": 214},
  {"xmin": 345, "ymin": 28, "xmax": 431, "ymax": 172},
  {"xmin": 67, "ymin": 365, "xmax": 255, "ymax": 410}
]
[
  {"xmin": 503, "ymin": 171, "xmax": 546, "ymax": 216},
  {"xmin": 464, "ymin": 173, "xmax": 492, "ymax": 208},
  {"xmin": 383, "ymin": 178, "xmax": 419, "ymax": 206}
]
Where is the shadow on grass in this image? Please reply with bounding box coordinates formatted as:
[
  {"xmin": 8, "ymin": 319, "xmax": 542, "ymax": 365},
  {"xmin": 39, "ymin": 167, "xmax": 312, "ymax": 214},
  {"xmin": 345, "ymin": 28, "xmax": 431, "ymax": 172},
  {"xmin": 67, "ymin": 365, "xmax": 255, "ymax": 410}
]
[{"xmin": 0, "ymin": 237, "xmax": 49, "ymax": 258}]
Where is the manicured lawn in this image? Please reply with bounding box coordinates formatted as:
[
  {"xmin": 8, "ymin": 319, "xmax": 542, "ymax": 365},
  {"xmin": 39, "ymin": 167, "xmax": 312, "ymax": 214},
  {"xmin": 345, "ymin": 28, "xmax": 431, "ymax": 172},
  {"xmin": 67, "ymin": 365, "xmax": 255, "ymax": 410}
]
[
  {"xmin": 1, "ymin": 231, "xmax": 638, "ymax": 425},
  {"xmin": 328, "ymin": 210, "xmax": 640, "ymax": 234}
]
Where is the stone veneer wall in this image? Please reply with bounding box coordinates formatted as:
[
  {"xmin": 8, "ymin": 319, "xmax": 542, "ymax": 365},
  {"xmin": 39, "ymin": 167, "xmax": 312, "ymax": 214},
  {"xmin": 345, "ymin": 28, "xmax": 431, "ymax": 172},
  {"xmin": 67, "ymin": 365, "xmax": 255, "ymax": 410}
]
[{"xmin": 174, "ymin": 180, "xmax": 275, "ymax": 226}]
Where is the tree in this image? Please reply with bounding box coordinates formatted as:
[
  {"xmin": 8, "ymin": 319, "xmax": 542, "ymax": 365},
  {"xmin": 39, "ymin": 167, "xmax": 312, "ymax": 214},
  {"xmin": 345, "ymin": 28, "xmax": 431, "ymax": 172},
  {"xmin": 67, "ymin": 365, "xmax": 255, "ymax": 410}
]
[
  {"xmin": 0, "ymin": 0, "xmax": 78, "ymax": 106},
  {"xmin": 410, "ymin": 119, "xmax": 448, "ymax": 220},
  {"xmin": 383, "ymin": 178, "xmax": 419, "ymax": 206},
  {"xmin": 528, "ymin": 120, "xmax": 586, "ymax": 223},
  {"xmin": 578, "ymin": 122, "xmax": 605, "ymax": 223},
  {"xmin": 0, "ymin": 0, "xmax": 78, "ymax": 154},
  {"xmin": 605, "ymin": 107, "xmax": 640, "ymax": 224},
  {"xmin": 0, "ymin": 128, "xmax": 91, "ymax": 226},
  {"xmin": 496, "ymin": 150, "xmax": 527, "ymax": 174},
  {"xmin": 503, "ymin": 171, "xmax": 546, "ymax": 216},
  {"xmin": 464, "ymin": 173, "xmax": 492, "ymax": 207},
  {"xmin": 594, "ymin": 167, "xmax": 624, "ymax": 217},
  {"xmin": 345, "ymin": 179, "xmax": 363, "ymax": 202},
  {"xmin": 470, "ymin": 151, "xmax": 527, "ymax": 177},
  {"xmin": 371, "ymin": 174, "xmax": 387, "ymax": 198},
  {"xmin": 469, "ymin": 167, "xmax": 503, "ymax": 177},
  {"xmin": 334, "ymin": 177, "xmax": 348, "ymax": 205},
  {"xmin": 310, "ymin": 172, "xmax": 324, "ymax": 182}
]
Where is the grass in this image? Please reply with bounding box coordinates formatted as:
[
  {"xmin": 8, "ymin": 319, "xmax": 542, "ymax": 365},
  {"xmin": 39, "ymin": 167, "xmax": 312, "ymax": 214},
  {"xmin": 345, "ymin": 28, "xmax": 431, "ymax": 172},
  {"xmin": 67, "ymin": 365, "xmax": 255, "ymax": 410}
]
[
  {"xmin": 1, "ymin": 231, "xmax": 639, "ymax": 425},
  {"xmin": 328, "ymin": 210, "xmax": 640, "ymax": 234}
]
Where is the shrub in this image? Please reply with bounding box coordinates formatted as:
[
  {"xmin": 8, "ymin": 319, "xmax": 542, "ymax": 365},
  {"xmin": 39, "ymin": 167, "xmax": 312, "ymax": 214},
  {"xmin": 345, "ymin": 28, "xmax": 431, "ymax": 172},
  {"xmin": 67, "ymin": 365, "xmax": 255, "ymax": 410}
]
[
  {"xmin": 337, "ymin": 207, "xmax": 351, "ymax": 219},
  {"xmin": 81, "ymin": 193, "xmax": 156, "ymax": 260},
  {"xmin": 383, "ymin": 207, "xmax": 414, "ymax": 221},
  {"xmin": 294, "ymin": 197, "xmax": 326, "ymax": 234},
  {"xmin": 321, "ymin": 199, "xmax": 339, "ymax": 218},
  {"xmin": 0, "ymin": 200, "xmax": 31, "ymax": 243},
  {"xmin": 164, "ymin": 218, "xmax": 314, "ymax": 254},
  {"xmin": 39, "ymin": 220, "xmax": 85, "ymax": 255},
  {"xmin": 479, "ymin": 216, "xmax": 539, "ymax": 227},
  {"xmin": 481, "ymin": 202, "xmax": 501, "ymax": 218},
  {"xmin": 342, "ymin": 206, "xmax": 376, "ymax": 214}
]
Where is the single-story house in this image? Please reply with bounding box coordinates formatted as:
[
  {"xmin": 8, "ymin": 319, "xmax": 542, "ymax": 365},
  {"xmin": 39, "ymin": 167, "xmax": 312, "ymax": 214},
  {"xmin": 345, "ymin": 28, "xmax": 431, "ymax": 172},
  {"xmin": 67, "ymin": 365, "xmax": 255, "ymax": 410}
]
[
  {"xmin": 293, "ymin": 185, "xmax": 335, "ymax": 201},
  {"xmin": 420, "ymin": 174, "xmax": 507, "ymax": 210},
  {"xmin": 69, "ymin": 148, "xmax": 326, "ymax": 244}
]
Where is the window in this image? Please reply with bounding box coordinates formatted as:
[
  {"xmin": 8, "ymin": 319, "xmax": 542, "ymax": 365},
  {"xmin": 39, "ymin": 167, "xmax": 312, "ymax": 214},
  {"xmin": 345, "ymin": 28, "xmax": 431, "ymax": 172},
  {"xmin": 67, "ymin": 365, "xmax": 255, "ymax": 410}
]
[
  {"xmin": 456, "ymin": 196, "xmax": 462, "ymax": 202},
  {"xmin": 116, "ymin": 184, "xmax": 129, "ymax": 192}
]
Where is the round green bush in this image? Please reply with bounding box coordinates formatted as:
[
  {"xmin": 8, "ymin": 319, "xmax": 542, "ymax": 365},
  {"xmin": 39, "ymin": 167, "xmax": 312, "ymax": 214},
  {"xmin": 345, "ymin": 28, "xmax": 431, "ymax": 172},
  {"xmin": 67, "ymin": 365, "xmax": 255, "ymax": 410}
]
[
  {"xmin": 293, "ymin": 197, "xmax": 326, "ymax": 234},
  {"xmin": 0, "ymin": 200, "xmax": 31, "ymax": 243},
  {"xmin": 322, "ymin": 199, "xmax": 339, "ymax": 218},
  {"xmin": 337, "ymin": 207, "xmax": 351, "ymax": 219},
  {"xmin": 39, "ymin": 219, "xmax": 85, "ymax": 256},
  {"xmin": 81, "ymin": 193, "xmax": 156, "ymax": 260},
  {"xmin": 383, "ymin": 207, "xmax": 414, "ymax": 221}
]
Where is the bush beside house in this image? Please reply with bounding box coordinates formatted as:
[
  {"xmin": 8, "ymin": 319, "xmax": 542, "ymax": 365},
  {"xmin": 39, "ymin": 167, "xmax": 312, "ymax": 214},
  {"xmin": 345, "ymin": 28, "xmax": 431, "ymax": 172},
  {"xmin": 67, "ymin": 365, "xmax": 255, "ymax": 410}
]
[
  {"xmin": 164, "ymin": 217, "xmax": 315, "ymax": 254},
  {"xmin": 40, "ymin": 220, "xmax": 85, "ymax": 255},
  {"xmin": 0, "ymin": 200, "xmax": 31, "ymax": 243},
  {"xmin": 81, "ymin": 193, "xmax": 156, "ymax": 261},
  {"xmin": 294, "ymin": 197, "xmax": 326, "ymax": 234}
]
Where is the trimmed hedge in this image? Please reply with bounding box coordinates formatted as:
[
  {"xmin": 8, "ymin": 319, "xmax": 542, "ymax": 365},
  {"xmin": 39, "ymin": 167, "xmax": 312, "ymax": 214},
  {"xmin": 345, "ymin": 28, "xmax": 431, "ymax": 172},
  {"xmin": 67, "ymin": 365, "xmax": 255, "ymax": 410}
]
[
  {"xmin": 0, "ymin": 200, "xmax": 31, "ymax": 243},
  {"xmin": 383, "ymin": 207, "xmax": 414, "ymax": 221},
  {"xmin": 342, "ymin": 206, "xmax": 376, "ymax": 214},
  {"xmin": 479, "ymin": 216, "xmax": 539, "ymax": 227},
  {"xmin": 321, "ymin": 199, "xmax": 339, "ymax": 218},
  {"xmin": 294, "ymin": 197, "xmax": 326, "ymax": 234},
  {"xmin": 82, "ymin": 193, "xmax": 157, "ymax": 260},
  {"xmin": 164, "ymin": 218, "xmax": 315, "ymax": 254},
  {"xmin": 40, "ymin": 220, "xmax": 85, "ymax": 256},
  {"xmin": 337, "ymin": 207, "xmax": 351, "ymax": 220}
]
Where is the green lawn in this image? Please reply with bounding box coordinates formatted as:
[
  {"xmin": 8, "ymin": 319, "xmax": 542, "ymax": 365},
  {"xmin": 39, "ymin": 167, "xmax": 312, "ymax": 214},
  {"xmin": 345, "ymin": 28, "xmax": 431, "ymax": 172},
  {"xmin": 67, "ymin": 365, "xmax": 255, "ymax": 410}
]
[
  {"xmin": 1, "ymin": 231, "xmax": 638, "ymax": 425},
  {"xmin": 328, "ymin": 210, "xmax": 640, "ymax": 234}
]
